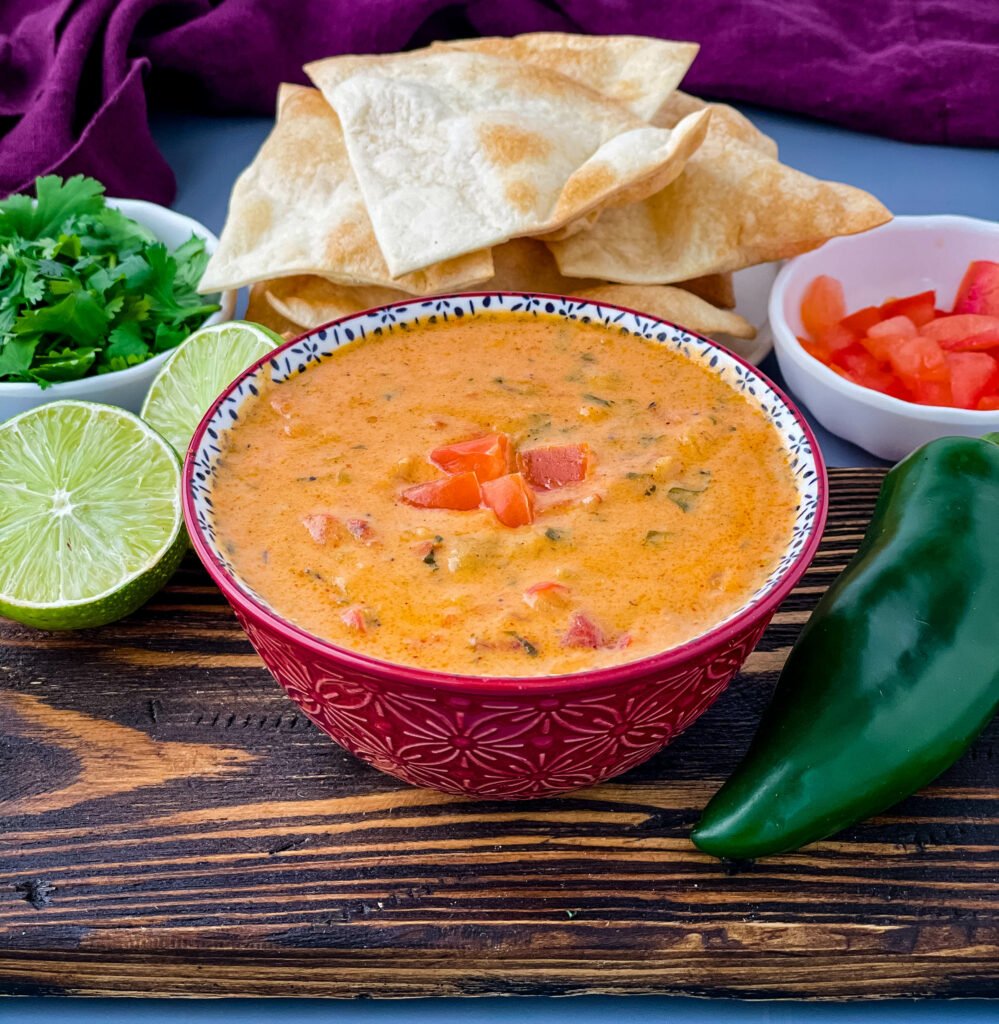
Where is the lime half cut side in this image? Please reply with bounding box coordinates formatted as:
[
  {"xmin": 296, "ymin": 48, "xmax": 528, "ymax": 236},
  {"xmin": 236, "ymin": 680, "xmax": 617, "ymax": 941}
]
[
  {"xmin": 141, "ymin": 320, "xmax": 283, "ymax": 458},
  {"xmin": 0, "ymin": 401, "xmax": 185, "ymax": 630}
]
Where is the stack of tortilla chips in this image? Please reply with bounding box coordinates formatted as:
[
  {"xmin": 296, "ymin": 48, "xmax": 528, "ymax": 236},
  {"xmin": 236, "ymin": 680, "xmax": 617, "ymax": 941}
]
[{"xmin": 200, "ymin": 34, "xmax": 891, "ymax": 362}]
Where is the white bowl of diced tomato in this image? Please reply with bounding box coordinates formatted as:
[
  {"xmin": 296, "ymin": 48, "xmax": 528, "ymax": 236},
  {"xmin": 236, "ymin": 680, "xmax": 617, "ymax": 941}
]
[{"xmin": 769, "ymin": 215, "xmax": 999, "ymax": 461}]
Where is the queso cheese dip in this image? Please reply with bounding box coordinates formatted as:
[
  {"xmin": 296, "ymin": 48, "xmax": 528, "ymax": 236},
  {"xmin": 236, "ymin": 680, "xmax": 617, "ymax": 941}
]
[{"xmin": 211, "ymin": 313, "xmax": 798, "ymax": 676}]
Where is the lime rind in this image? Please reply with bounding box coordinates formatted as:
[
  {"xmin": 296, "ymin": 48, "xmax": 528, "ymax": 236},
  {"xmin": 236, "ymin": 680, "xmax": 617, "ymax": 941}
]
[
  {"xmin": 0, "ymin": 400, "xmax": 185, "ymax": 629},
  {"xmin": 141, "ymin": 320, "xmax": 282, "ymax": 457}
]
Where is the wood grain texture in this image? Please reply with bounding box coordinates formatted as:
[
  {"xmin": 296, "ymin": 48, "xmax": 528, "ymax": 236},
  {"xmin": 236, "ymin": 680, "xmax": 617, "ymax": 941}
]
[{"xmin": 2, "ymin": 467, "xmax": 999, "ymax": 1000}]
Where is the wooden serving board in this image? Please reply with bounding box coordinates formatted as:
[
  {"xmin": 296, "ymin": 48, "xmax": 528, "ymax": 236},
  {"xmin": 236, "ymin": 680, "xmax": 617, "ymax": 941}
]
[{"xmin": 2, "ymin": 467, "xmax": 998, "ymax": 1001}]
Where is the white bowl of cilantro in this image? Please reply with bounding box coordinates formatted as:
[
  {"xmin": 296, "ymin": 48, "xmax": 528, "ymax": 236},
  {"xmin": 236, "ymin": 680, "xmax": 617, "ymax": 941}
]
[{"xmin": 0, "ymin": 175, "xmax": 236, "ymax": 422}]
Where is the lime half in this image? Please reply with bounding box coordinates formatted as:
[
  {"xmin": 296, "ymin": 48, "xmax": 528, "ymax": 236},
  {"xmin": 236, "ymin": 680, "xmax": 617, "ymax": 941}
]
[
  {"xmin": 0, "ymin": 401, "xmax": 185, "ymax": 630},
  {"xmin": 141, "ymin": 321, "xmax": 282, "ymax": 457}
]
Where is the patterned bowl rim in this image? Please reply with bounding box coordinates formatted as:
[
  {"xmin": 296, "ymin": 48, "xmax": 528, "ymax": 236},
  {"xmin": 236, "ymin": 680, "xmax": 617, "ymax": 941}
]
[{"xmin": 183, "ymin": 291, "xmax": 828, "ymax": 694}]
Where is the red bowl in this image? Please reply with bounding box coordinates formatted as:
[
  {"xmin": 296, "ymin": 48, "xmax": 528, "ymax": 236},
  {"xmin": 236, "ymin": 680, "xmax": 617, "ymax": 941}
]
[{"xmin": 184, "ymin": 293, "xmax": 827, "ymax": 799}]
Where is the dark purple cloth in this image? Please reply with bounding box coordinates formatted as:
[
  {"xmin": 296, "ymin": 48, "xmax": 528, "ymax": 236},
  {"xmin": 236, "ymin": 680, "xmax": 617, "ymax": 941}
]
[{"xmin": 2, "ymin": 0, "xmax": 998, "ymax": 204}]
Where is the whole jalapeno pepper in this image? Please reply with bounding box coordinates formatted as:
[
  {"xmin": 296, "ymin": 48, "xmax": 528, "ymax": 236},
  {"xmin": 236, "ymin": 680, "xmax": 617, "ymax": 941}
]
[{"xmin": 692, "ymin": 433, "xmax": 999, "ymax": 860}]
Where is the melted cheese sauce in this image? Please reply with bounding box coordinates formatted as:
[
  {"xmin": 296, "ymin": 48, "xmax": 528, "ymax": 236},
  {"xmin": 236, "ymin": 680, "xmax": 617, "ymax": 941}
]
[{"xmin": 212, "ymin": 313, "xmax": 798, "ymax": 676}]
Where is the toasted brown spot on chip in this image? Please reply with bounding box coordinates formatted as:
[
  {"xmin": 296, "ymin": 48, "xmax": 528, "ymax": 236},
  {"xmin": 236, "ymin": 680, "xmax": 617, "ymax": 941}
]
[
  {"xmin": 478, "ymin": 124, "xmax": 552, "ymax": 167},
  {"xmin": 556, "ymin": 164, "xmax": 616, "ymax": 216},
  {"xmin": 505, "ymin": 181, "xmax": 539, "ymax": 213}
]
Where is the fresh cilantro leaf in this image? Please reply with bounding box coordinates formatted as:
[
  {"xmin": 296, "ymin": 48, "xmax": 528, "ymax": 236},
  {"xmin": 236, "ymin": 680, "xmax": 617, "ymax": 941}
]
[
  {"xmin": 0, "ymin": 175, "xmax": 220, "ymax": 383},
  {"xmin": 84, "ymin": 204, "xmax": 155, "ymax": 252},
  {"xmin": 20, "ymin": 264, "xmax": 44, "ymax": 305},
  {"xmin": 0, "ymin": 337, "xmax": 39, "ymax": 378},
  {"xmin": 33, "ymin": 258, "xmax": 70, "ymax": 280},
  {"xmin": 116, "ymin": 293, "xmax": 151, "ymax": 324},
  {"xmin": 105, "ymin": 322, "xmax": 149, "ymax": 361},
  {"xmin": 0, "ymin": 175, "xmax": 106, "ymax": 240},
  {"xmin": 0, "ymin": 195, "xmax": 37, "ymax": 242},
  {"xmin": 13, "ymin": 289, "xmax": 110, "ymax": 345},
  {"xmin": 153, "ymin": 321, "xmax": 188, "ymax": 352},
  {"xmin": 51, "ymin": 233, "xmax": 82, "ymax": 260},
  {"xmin": 33, "ymin": 175, "xmax": 106, "ymax": 238},
  {"xmin": 32, "ymin": 347, "xmax": 97, "ymax": 383},
  {"xmin": 172, "ymin": 234, "xmax": 212, "ymax": 290}
]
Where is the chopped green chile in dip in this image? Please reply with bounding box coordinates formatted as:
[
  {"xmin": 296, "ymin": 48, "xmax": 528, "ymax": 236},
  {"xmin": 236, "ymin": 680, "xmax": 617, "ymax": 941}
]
[{"xmin": 210, "ymin": 313, "xmax": 798, "ymax": 676}]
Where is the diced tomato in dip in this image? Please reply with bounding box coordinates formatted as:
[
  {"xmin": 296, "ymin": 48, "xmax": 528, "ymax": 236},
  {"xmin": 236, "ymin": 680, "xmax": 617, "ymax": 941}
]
[
  {"xmin": 402, "ymin": 472, "xmax": 482, "ymax": 511},
  {"xmin": 346, "ymin": 517, "xmax": 375, "ymax": 543},
  {"xmin": 340, "ymin": 606, "xmax": 369, "ymax": 633},
  {"xmin": 523, "ymin": 581, "xmax": 571, "ymax": 609},
  {"xmin": 302, "ymin": 512, "xmax": 341, "ymax": 544},
  {"xmin": 798, "ymin": 262, "xmax": 999, "ymax": 409},
  {"xmin": 431, "ymin": 432, "xmax": 511, "ymax": 482},
  {"xmin": 519, "ymin": 444, "xmax": 590, "ymax": 489},
  {"xmin": 481, "ymin": 473, "xmax": 536, "ymax": 527},
  {"xmin": 562, "ymin": 611, "xmax": 606, "ymax": 648},
  {"xmin": 211, "ymin": 313, "xmax": 797, "ymax": 676}
]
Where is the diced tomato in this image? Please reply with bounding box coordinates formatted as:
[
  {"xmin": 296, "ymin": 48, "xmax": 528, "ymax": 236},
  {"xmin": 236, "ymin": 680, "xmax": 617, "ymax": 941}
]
[
  {"xmin": 834, "ymin": 344, "xmax": 898, "ymax": 393},
  {"xmin": 868, "ymin": 314, "xmax": 917, "ymax": 339},
  {"xmin": 888, "ymin": 335, "xmax": 950, "ymax": 387},
  {"xmin": 954, "ymin": 261, "xmax": 999, "ymax": 317},
  {"xmin": 480, "ymin": 472, "xmax": 536, "ymax": 527},
  {"xmin": 798, "ymin": 335, "xmax": 831, "ymax": 362},
  {"xmin": 801, "ymin": 275, "xmax": 846, "ymax": 340},
  {"xmin": 840, "ymin": 305, "xmax": 882, "ymax": 335},
  {"xmin": 947, "ymin": 332, "xmax": 999, "ymax": 352},
  {"xmin": 302, "ymin": 512, "xmax": 340, "ymax": 544},
  {"xmin": 945, "ymin": 352, "xmax": 999, "ymax": 409},
  {"xmin": 799, "ymin": 264, "xmax": 999, "ymax": 409},
  {"xmin": 921, "ymin": 314, "xmax": 999, "ymax": 351},
  {"xmin": 562, "ymin": 611, "xmax": 605, "ymax": 649},
  {"xmin": 346, "ymin": 517, "xmax": 375, "ymax": 543},
  {"xmin": 430, "ymin": 432, "xmax": 511, "ymax": 482},
  {"xmin": 859, "ymin": 334, "xmax": 894, "ymax": 363},
  {"xmin": 859, "ymin": 316, "xmax": 917, "ymax": 362},
  {"xmin": 402, "ymin": 472, "xmax": 482, "ymax": 511},
  {"xmin": 879, "ymin": 290, "xmax": 936, "ymax": 328},
  {"xmin": 523, "ymin": 581, "xmax": 571, "ymax": 610},
  {"xmin": 340, "ymin": 606, "xmax": 369, "ymax": 633},
  {"xmin": 829, "ymin": 342, "xmax": 872, "ymax": 372},
  {"xmin": 820, "ymin": 323, "xmax": 857, "ymax": 355},
  {"xmin": 910, "ymin": 379, "xmax": 954, "ymax": 407},
  {"xmin": 519, "ymin": 443, "xmax": 590, "ymax": 490}
]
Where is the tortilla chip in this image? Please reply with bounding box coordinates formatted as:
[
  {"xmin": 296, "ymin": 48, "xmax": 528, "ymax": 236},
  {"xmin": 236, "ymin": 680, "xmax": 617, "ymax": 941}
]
[
  {"xmin": 574, "ymin": 284, "xmax": 755, "ymax": 339},
  {"xmin": 656, "ymin": 92, "xmax": 777, "ymax": 158},
  {"xmin": 305, "ymin": 49, "xmax": 709, "ymax": 277},
  {"xmin": 246, "ymin": 282, "xmax": 303, "ymax": 338},
  {"xmin": 552, "ymin": 92, "xmax": 888, "ymax": 284},
  {"xmin": 200, "ymin": 84, "xmax": 493, "ymax": 294},
  {"xmin": 265, "ymin": 276, "xmax": 407, "ymax": 327},
  {"xmin": 262, "ymin": 240, "xmax": 579, "ymax": 328},
  {"xmin": 433, "ymin": 33, "xmax": 698, "ymax": 121},
  {"xmin": 262, "ymin": 240, "xmax": 754, "ymax": 348},
  {"xmin": 548, "ymin": 98, "xmax": 890, "ymax": 284},
  {"xmin": 487, "ymin": 237, "xmax": 593, "ymax": 293},
  {"xmin": 676, "ymin": 273, "xmax": 736, "ymax": 309}
]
